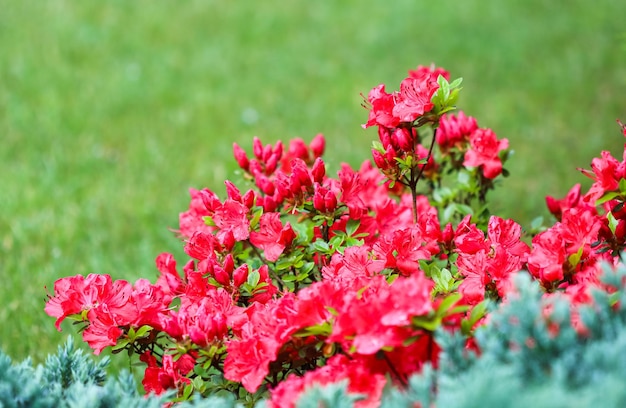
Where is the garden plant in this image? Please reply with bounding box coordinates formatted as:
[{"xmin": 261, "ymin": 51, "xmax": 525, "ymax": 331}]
[{"xmin": 40, "ymin": 64, "xmax": 626, "ymax": 407}]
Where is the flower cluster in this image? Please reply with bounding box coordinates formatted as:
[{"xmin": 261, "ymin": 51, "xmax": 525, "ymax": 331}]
[{"xmin": 46, "ymin": 64, "xmax": 626, "ymax": 407}]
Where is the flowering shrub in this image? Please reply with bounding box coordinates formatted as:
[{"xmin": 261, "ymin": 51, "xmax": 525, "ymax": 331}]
[{"xmin": 46, "ymin": 64, "xmax": 626, "ymax": 407}]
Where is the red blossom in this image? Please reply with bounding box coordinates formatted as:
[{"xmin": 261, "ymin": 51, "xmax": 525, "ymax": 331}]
[
  {"xmin": 141, "ymin": 352, "xmax": 194, "ymax": 395},
  {"xmin": 392, "ymin": 75, "xmax": 439, "ymax": 123},
  {"xmin": 463, "ymin": 128, "xmax": 509, "ymax": 178},
  {"xmin": 250, "ymin": 213, "xmax": 296, "ymax": 262},
  {"xmin": 269, "ymin": 354, "xmax": 386, "ymax": 408},
  {"xmin": 212, "ymin": 199, "xmax": 250, "ymax": 243},
  {"xmin": 437, "ymin": 111, "xmax": 478, "ymax": 151}
]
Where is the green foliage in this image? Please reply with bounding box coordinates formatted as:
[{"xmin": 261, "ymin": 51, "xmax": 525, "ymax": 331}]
[{"xmin": 294, "ymin": 258, "xmax": 626, "ymax": 407}]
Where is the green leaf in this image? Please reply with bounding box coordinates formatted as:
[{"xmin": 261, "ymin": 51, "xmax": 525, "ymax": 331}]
[
  {"xmin": 607, "ymin": 210, "xmax": 619, "ymax": 235},
  {"xmin": 461, "ymin": 300, "xmax": 490, "ymax": 335},
  {"xmin": 311, "ymin": 240, "xmax": 330, "ymax": 253},
  {"xmin": 596, "ymin": 191, "xmax": 620, "ymax": 206},
  {"xmin": 247, "ymin": 270, "xmax": 260, "ymax": 287},
  {"xmin": 412, "ymin": 314, "xmax": 441, "ymax": 332},
  {"xmin": 346, "ymin": 219, "xmax": 360, "ymax": 236},
  {"xmin": 134, "ymin": 325, "xmax": 153, "ymax": 339}
]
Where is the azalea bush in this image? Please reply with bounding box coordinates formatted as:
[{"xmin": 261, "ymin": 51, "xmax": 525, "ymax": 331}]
[{"xmin": 45, "ymin": 64, "xmax": 626, "ymax": 407}]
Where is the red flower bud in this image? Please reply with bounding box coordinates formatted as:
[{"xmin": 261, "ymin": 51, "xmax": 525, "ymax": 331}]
[
  {"xmin": 293, "ymin": 159, "xmax": 312, "ymax": 188},
  {"xmin": 279, "ymin": 223, "xmax": 296, "ymax": 247},
  {"xmin": 253, "ymin": 136, "xmax": 263, "ymax": 160},
  {"xmin": 256, "ymin": 175, "xmax": 275, "ymax": 196},
  {"xmin": 233, "ymin": 264, "xmax": 249, "ymax": 287},
  {"xmin": 372, "ymin": 149, "xmax": 387, "ymax": 169},
  {"xmin": 393, "ymin": 127, "xmax": 414, "ymax": 151},
  {"xmin": 262, "ymin": 144, "xmax": 273, "ymax": 162},
  {"xmin": 289, "ymin": 173, "xmax": 302, "ymax": 195},
  {"xmin": 242, "ymin": 189, "xmax": 256, "ymax": 208},
  {"xmin": 262, "ymin": 195, "xmax": 277, "ymax": 212},
  {"xmin": 313, "ymin": 189, "xmax": 326, "ymax": 212},
  {"xmin": 223, "ymin": 253, "xmax": 235, "ymax": 275},
  {"xmin": 265, "ymin": 154, "xmax": 279, "ymax": 175},
  {"xmin": 233, "ymin": 143, "xmax": 250, "ymax": 171},
  {"xmin": 310, "ymin": 134, "xmax": 325, "ymax": 158},
  {"xmin": 324, "ymin": 191, "xmax": 337, "ymax": 212},
  {"xmin": 221, "ymin": 230, "xmax": 236, "ymax": 251},
  {"xmin": 213, "ymin": 265, "xmax": 230, "ymax": 287},
  {"xmin": 224, "ymin": 180, "xmax": 242, "ymax": 202},
  {"xmin": 378, "ymin": 126, "xmax": 392, "ymax": 149},
  {"xmin": 311, "ymin": 157, "xmax": 326, "ymax": 183},
  {"xmin": 273, "ymin": 140, "xmax": 284, "ymax": 159}
]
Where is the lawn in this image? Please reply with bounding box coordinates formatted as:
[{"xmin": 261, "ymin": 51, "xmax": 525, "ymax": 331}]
[{"xmin": 0, "ymin": 0, "xmax": 624, "ymax": 371}]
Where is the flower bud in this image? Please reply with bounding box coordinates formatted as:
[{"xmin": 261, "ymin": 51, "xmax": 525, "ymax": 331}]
[
  {"xmin": 392, "ymin": 127, "xmax": 413, "ymax": 151},
  {"xmin": 262, "ymin": 195, "xmax": 277, "ymax": 212},
  {"xmin": 224, "ymin": 180, "xmax": 242, "ymax": 202},
  {"xmin": 289, "ymin": 138, "xmax": 309, "ymax": 160},
  {"xmin": 199, "ymin": 189, "xmax": 221, "ymax": 212},
  {"xmin": 233, "ymin": 264, "xmax": 249, "ymax": 287},
  {"xmin": 221, "ymin": 230, "xmax": 236, "ymax": 251},
  {"xmin": 223, "ymin": 253, "xmax": 235, "ymax": 275},
  {"xmin": 213, "ymin": 265, "xmax": 230, "ymax": 287},
  {"xmin": 265, "ymin": 154, "xmax": 279, "ymax": 175},
  {"xmin": 311, "ymin": 157, "xmax": 326, "ymax": 183},
  {"xmin": 253, "ymin": 136, "xmax": 263, "ymax": 160},
  {"xmin": 233, "ymin": 143, "xmax": 250, "ymax": 171},
  {"xmin": 372, "ymin": 149, "xmax": 387, "ymax": 169},
  {"xmin": 273, "ymin": 140, "xmax": 284, "ymax": 159},
  {"xmin": 262, "ymin": 144, "xmax": 273, "ymax": 162},
  {"xmin": 280, "ymin": 223, "xmax": 297, "ymax": 246},
  {"xmin": 313, "ymin": 188, "xmax": 326, "ymax": 212},
  {"xmin": 289, "ymin": 173, "xmax": 302, "ymax": 195},
  {"xmin": 378, "ymin": 126, "xmax": 392, "ymax": 149},
  {"xmin": 256, "ymin": 175, "xmax": 275, "ymax": 196},
  {"xmin": 324, "ymin": 191, "xmax": 337, "ymax": 212},
  {"xmin": 310, "ymin": 134, "xmax": 325, "ymax": 158},
  {"xmin": 242, "ymin": 189, "xmax": 256, "ymax": 208}
]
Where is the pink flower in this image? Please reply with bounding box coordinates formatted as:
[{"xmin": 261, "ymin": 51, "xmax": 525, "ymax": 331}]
[
  {"xmin": 82, "ymin": 305, "xmax": 123, "ymax": 355},
  {"xmin": 392, "ymin": 75, "xmax": 439, "ymax": 123},
  {"xmin": 178, "ymin": 188, "xmax": 214, "ymax": 238},
  {"xmin": 437, "ymin": 111, "xmax": 478, "ymax": 151},
  {"xmin": 463, "ymin": 128, "xmax": 509, "ymax": 178},
  {"xmin": 212, "ymin": 199, "xmax": 250, "ymax": 243},
  {"xmin": 363, "ymin": 84, "xmax": 400, "ymax": 129},
  {"xmin": 330, "ymin": 274, "xmax": 434, "ymax": 355},
  {"xmin": 580, "ymin": 150, "xmax": 624, "ymax": 203},
  {"xmin": 45, "ymin": 274, "xmax": 132, "ymax": 330},
  {"xmin": 140, "ymin": 352, "xmax": 194, "ymax": 395},
  {"xmin": 250, "ymin": 213, "xmax": 296, "ymax": 262},
  {"xmin": 269, "ymin": 355, "xmax": 386, "ymax": 408}
]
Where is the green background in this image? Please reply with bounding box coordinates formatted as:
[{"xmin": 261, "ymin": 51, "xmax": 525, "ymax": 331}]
[{"xmin": 0, "ymin": 0, "xmax": 624, "ymax": 369}]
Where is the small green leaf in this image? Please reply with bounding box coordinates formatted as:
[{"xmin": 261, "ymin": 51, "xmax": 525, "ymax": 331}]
[
  {"xmin": 346, "ymin": 219, "xmax": 360, "ymax": 236},
  {"xmin": 596, "ymin": 191, "xmax": 620, "ymax": 206},
  {"xmin": 247, "ymin": 270, "xmax": 260, "ymax": 287}
]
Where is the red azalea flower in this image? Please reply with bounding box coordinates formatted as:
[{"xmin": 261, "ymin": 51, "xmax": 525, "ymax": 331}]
[
  {"xmin": 363, "ymin": 84, "xmax": 400, "ymax": 129},
  {"xmin": 250, "ymin": 213, "xmax": 296, "ymax": 262},
  {"xmin": 546, "ymin": 184, "xmax": 585, "ymax": 220},
  {"xmin": 408, "ymin": 64, "xmax": 450, "ymax": 82},
  {"xmin": 82, "ymin": 304, "xmax": 123, "ymax": 355},
  {"xmin": 463, "ymin": 128, "xmax": 509, "ymax": 179},
  {"xmin": 392, "ymin": 75, "xmax": 439, "ymax": 123},
  {"xmin": 178, "ymin": 188, "xmax": 215, "ymax": 238},
  {"xmin": 269, "ymin": 354, "xmax": 386, "ymax": 408},
  {"xmin": 45, "ymin": 274, "xmax": 132, "ymax": 330},
  {"xmin": 580, "ymin": 150, "xmax": 624, "ymax": 203},
  {"xmin": 212, "ymin": 199, "xmax": 250, "ymax": 243},
  {"xmin": 437, "ymin": 111, "xmax": 478, "ymax": 151},
  {"xmin": 141, "ymin": 352, "xmax": 194, "ymax": 395}
]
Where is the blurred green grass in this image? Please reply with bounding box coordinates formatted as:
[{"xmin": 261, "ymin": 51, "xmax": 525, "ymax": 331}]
[{"xmin": 0, "ymin": 0, "xmax": 624, "ymax": 369}]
